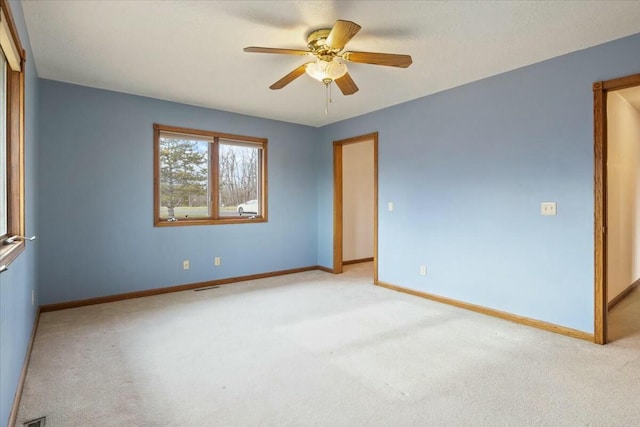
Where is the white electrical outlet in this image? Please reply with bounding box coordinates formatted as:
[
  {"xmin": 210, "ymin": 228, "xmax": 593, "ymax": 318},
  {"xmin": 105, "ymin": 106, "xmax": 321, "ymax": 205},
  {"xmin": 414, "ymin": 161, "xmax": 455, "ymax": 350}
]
[
  {"xmin": 214, "ymin": 257, "xmax": 221, "ymax": 266},
  {"xmin": 183, "ymin": 260, "xmax": 190, "ymax": 270},
  {"xmin": 420, "ymin": 265, "xmax": 427, "ymax": 276},
  {"xmin": 388, "ymin": 202, "xmax": 394, "ymax": 212},
  {"xmin": 31, "ymin": 290, "xmax": 35, "ymax": 306},
  {"xmin": 541, "ymin": 202, "xmax": 557, "ymax": 216}
]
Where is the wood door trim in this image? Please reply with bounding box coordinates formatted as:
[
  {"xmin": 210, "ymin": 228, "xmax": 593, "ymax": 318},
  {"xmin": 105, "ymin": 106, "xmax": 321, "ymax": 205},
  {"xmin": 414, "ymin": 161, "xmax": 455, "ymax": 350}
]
[
  {"xmin": 602, "ymin": 73, "xmax": 640, "ymax": 90},
  {"xmin": 333, "ymin": 132, "xmax": 378, "ymax": 279},
  {"xmin": 593, "ymin": 81, "xmax": 607, "ymax": 345},
  {"xmin": 333, "ymin": 142, "xmax": 343, "ymax": 273},
  {"xmin": 593, "ymin": 72, "xmax": 640, "ymax": 345}
]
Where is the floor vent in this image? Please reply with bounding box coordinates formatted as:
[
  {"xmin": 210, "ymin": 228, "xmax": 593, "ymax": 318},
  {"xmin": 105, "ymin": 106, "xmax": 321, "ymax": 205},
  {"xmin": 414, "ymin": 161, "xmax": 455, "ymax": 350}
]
[
  {"xmin": 24, "ymin": 417, "xmax": 46, "ymax": 427},
  {"xmin": 194, "ymin": 285, "xmax": 220, "ymax": 292}
]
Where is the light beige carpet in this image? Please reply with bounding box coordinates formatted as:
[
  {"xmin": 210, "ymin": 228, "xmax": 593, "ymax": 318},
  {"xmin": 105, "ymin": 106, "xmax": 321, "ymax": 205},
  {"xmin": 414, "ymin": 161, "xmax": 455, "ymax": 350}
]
[{"xmin": 16, "ymin": 263, "xmax": 640, "ymax": 426}]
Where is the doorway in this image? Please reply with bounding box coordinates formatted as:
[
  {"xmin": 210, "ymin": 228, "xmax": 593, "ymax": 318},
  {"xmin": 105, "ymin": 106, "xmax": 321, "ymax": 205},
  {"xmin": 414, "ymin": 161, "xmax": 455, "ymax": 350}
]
[
  {"xmin": 333, "ymin": 132, "xmax": 378, "ymax": 282},
  {"xmin": 593, "ymin": 73, "xmax": 640, "ymax": 344}
]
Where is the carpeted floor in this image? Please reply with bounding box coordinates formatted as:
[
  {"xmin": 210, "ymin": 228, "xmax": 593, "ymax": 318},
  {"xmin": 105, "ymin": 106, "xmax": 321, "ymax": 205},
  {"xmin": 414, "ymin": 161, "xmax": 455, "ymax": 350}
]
[{"xmin": 15, "ymin": 263, "xmax": 640, "ymax": 426}]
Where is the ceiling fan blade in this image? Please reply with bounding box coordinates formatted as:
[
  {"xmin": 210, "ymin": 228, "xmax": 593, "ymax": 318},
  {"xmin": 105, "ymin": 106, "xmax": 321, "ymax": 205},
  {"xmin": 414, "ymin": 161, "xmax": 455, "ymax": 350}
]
[
  {"xmin": 326, "ymin": 20, "xmax": 361, "ymax": 50},
  {"xmin": 342, "ymin": 51, "xmax": 412, "ymax": 68},
  {"xmin": 244, "ymin": 47, "xmax": 311, "ymax": 56},
  {"xmin": 269, "ymin": 63, "xmax": 311, "ymax": 90},
  {"xmin": 335, "ymin": 73, "xmax": 359, "ymax": 95}
]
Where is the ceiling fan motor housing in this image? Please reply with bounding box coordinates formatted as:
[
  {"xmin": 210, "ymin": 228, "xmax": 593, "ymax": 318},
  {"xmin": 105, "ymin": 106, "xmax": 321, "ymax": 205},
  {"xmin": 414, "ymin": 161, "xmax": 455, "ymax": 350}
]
[{"xmin": 307, "ymin": 28, "xmax": 340, "ymax": 60}]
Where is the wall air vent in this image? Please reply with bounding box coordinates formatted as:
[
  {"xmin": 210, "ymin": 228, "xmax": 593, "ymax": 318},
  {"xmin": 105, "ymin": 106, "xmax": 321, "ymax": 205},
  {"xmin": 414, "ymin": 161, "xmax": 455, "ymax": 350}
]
[{"xmin": 24, "ymin": 417, "xmax": 46, "ymax": 427}]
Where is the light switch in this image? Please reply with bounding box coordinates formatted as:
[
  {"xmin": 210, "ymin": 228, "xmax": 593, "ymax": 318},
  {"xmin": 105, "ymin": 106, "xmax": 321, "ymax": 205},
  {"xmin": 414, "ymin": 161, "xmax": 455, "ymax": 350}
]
[
  {"xmin": 388, "ymin": 202, "xmax": 394, "ymax": 212},
  {"xmin": 541, "ymin": 202, "xmax": 557, "ymax": 216}
]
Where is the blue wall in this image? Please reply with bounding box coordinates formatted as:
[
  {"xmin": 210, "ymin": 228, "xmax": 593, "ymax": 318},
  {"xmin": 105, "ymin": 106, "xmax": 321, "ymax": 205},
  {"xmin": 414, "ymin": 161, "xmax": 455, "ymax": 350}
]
[
  {"xmin": 0, "ymin": 1, "xmax": 39, "ymax": 426},
  {"xmin": 318, "ymin": 32, "xmax": 640, "ymax": 333},
  {"xmin": 5, "ymin": 3, "xmax": 320, "ymax": 416},
  {"xmin": 37, "ymin": 81, "xmax": 319, "ymax": 305},
  {"xmin": 4, "ymin": 10, "xmax": 640, "ymax": 422}
]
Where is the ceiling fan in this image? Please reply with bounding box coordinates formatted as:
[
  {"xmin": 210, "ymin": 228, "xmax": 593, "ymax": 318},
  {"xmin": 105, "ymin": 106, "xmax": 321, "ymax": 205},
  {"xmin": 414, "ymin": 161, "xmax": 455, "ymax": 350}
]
[{"xmin": 243, "ymin": 20, "xmax": 412, "ymax": 98}]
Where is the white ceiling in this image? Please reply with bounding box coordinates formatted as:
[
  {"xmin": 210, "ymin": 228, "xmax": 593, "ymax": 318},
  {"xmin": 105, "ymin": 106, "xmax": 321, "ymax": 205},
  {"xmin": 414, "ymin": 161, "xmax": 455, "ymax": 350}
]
[{"xmin": 21, "ymin": 1, "xmax": 640, "ymax": 127}]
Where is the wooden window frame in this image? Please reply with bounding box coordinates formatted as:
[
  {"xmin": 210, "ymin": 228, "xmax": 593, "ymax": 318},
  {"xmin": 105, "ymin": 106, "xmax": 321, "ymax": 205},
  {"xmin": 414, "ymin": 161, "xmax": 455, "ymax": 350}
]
[
  {"xmin": 153, "ymin": 123, "xmax": 268, "ymax": 227},
  {"xmin": 0, "ymin": 0, "xmax": 26, "ymax": 266}
]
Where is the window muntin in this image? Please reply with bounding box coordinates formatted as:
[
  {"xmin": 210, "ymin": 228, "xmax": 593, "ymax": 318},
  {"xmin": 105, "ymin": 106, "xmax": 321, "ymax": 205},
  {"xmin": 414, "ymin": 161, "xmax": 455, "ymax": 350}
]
[{"xmin": 154, "ymin": 124, "xmax": 267, "ymax": 226}]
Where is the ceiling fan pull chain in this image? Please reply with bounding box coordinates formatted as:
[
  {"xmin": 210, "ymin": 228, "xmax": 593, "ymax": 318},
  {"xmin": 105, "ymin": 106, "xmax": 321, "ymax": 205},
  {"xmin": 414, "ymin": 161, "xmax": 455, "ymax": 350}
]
[{"xmin": 325, "ymin": 81, "xmax": 330, "ymax": 115}]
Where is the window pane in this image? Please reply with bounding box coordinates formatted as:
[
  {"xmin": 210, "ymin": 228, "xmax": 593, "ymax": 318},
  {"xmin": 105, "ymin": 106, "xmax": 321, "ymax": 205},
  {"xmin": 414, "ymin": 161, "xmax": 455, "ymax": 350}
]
[
  {"xmin": 0, "ymin": 52, "xmax": 7, "ymax": 236},
  {"xmin": 219, "ymin": 143, "xmax": 260, "ymax": 217},
  {"xmin": 158, "ymin": 135, "xmax": 209, "ymax": 220}
]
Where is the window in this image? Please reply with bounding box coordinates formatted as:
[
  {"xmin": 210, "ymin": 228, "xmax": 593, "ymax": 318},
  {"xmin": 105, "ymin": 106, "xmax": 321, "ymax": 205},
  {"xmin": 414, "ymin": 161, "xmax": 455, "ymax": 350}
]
[
  {"xmin": 0, "ymin": 0, "xmax": 26, "ymax": 266},
  {"xmin": 153, "ymin": 124, "xmax": 267, "ymax": 226}
]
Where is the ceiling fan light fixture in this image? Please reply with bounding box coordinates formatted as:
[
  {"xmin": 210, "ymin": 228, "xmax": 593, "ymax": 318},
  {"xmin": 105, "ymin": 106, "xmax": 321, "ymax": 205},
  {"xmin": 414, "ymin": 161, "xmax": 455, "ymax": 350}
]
[{"xmin": 305, "ymin": 58, "xmax": 348, "ymax": 83}]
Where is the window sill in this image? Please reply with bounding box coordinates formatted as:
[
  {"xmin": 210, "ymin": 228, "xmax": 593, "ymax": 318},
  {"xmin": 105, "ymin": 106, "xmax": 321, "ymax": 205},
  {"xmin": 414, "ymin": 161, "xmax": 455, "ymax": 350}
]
[
  {"xmin": 154, "ymin": 217, "xmax": 267, "ymax": 227},
  {"xmin": 0, "ymin": 241, "xmax": 25, "ymax": 266}
]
